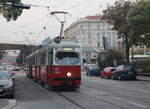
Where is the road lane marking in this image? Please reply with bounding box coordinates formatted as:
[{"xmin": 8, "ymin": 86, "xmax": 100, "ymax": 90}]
[
  {"xmin": 111, "ymin": 96, "xmax": 122, "ymax": 100},
  {"xmin": 127, "ymin": 101, "xmax": 148, "ymax": 108},
  {"xmin": 2, "ymin": 99, "xmax": 16, "ymax": 109},
  {"xmin": 137, "ymin": 89, "xmax": 149, "ymax": 93}
]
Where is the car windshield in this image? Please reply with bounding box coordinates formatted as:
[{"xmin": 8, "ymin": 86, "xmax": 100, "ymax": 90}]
[
  {"xmin": 90, "ymin": 66, "xmax": 100, "ymax": 70},
  {"xmin": 126, "ymin": 67, "xmax": 135, "ymax": 71},
  {"xmin": 55, "ymin": 51, "xmax": 80, "ymax": 65},
  {"xmin": 0, "ymin": 71, "xmax": 11, "ymax": 80}
]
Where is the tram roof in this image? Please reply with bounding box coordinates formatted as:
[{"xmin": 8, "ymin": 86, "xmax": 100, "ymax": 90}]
[{"xmin": 26, "ymin": 40, "xmax": 80, "ymax": 59}]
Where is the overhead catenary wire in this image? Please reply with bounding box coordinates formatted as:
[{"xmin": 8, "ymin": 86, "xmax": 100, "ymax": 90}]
[
  {"xmin": 55, "ymin": 0, "xmax": 67, "ymax": 10},
  {"xmin": 38, "ymin": 15, "xmax": 53, "ymax": 36},
  {"xmin": 65, "ymin": 0, "xmax": 94, "ymax": 10}
]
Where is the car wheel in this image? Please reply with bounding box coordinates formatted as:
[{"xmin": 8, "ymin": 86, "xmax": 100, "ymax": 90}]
[
  {"xmin": 101, "ymin": 76, "xmax": 103, "ymax": 79},
  {"xmin": 133, "ymin": 76, "xmax": 137, "ymax": 80},
  {"xmin": 9, "ymin": 92, "xmax": 14, "ymax": 99}
]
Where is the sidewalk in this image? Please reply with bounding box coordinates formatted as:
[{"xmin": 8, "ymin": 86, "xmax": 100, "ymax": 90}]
[{"xmin": 137, "ymin": 76, "xmax": 150, "ymax": 81}]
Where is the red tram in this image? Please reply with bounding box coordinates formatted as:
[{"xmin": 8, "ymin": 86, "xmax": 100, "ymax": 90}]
[{"xmin": 26, "ymin": 40, "xmax": 81, "ymax": 88}]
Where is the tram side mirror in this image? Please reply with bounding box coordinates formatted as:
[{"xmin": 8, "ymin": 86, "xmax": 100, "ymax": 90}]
[{"xmin": 54, "ymin": 36, "xmax": 61, "ymax": 43}]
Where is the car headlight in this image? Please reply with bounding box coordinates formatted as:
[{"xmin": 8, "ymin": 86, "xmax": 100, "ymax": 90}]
[
  {"xmin": 4, "ymin": 81, "xmax": 13, "ymax": 88},
  {"xmin": 67, "ymin": 72, "xmax": 72, "ymax": 77}
]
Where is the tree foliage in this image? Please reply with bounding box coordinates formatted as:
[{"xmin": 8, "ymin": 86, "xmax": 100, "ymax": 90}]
[
  {"xmin": 128, "ymin": 0, "xmax": 150, "ymax": 46},
  {"xmin": 102, "ymin": 0, "xmax": 134, "ymax": 64},
  {"xmin": 0, "ymin": 0, "xmax": 23, "ymax": 21},
  {"xmin": 16, "ymin": 46, "xmax": 34, "ymax": 66}
]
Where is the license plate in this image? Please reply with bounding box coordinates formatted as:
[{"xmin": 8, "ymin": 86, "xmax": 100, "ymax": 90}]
[
  {"xmin": 0, "ymin": 89, "xmax": 2, "ymax": 92},
  {"xmin": 128, "ymin": 72, "xmax": 133, "ymax": 74},
  {"xmin": 66, "ymin": 81, "xmax": 72, "ymax": 85}
]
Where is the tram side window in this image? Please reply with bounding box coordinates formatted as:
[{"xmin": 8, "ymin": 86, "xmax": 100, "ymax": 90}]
[
  {"xmin": 40, "ymin": 52, "xmax": 46, "ymax": 65},
  {"xmin": 48, "ymin": 51, "xmax": 53, "ymax": 65},
  {"xmin": 32, "ymin": 56, "xmax": 35, "ymax": 66}
]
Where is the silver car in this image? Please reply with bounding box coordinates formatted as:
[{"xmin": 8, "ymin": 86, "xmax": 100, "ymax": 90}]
[{"xmin": 0, "ymin": 70, "xmax": 15, "ymax": 98}]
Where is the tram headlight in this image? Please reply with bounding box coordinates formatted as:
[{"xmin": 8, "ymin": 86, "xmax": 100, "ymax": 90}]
[{"xmin": 67, "ymin": 72, "xmax": 72, "ymax": 77}]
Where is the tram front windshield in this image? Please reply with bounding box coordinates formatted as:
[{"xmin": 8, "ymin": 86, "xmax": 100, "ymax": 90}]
[{"xmin": 55, "ymin": 51, "xmax": 80, "ymax": 65}]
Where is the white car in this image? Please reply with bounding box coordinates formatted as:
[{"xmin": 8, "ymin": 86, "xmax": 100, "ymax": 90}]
[{"xmin": 5, "ymin": 65, "xmax": 14, "ymax": 71}]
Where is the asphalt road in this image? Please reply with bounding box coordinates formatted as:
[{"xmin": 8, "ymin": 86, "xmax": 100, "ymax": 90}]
[{"xmin": 10, "ymin": 72, "xmax": 150, "ymax": 109}]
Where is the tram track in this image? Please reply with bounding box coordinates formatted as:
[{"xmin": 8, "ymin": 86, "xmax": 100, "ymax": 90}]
[
  {"xmin": 55, "ymin": 91, "xmax": 86, "ymax": 109},
  {"xmin": 28, "ymin": 78, "xmax": 86, "ymax": 109},
  {"xmin": 28, "ymin": 78, "xmax": 134, "ymax": 109},
  {"xmin": 54, "ymin": 88, "xmax": 127, "ymax": 109},
  {"xmin": 29, "ymin": 78, "xmax": 124, "ymax": 109},
  {"xmin": 25, "ymin": 75, "xmax": 149, "ymax": 109}
]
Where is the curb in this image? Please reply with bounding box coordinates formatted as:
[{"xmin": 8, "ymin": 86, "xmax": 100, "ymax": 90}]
[{"xmin": 2, "ymin": 99, "xmax": 17, "ymax": 109}]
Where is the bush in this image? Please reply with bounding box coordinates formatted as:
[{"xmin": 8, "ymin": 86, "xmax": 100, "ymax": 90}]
[
  {"xmin": 133, "ymin": 60, "xmax": 150, "ymax": 73},
  {"xmin": 97, "ymin": 49, "xmax": 125, "ymax": 68}
]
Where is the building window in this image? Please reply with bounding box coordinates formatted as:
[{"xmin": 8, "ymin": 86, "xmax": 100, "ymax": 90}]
[
  {"xmin": 102, "ymin": 32, "xmax": 105, "ymax": 37},
  {"xmin": 80, "ymin": 24, "xmax": 83, "ymax": 30},
  {"xmin": 88, "ymin": 23, "xmax": 91, "ymax": 30},
  {"xmin": 88, "ymin": 32, "xmax": 91, "ymax": 39},
  {"xmin": 102, "ymin": 23, "xmax": 105, "ymax": 29},
  {"xmin": 112, "ymin": 32, "xmax": 116, "ymax": 37},
  {"xmin": 97, "ymin": 24, "xmax": 100, "ymax": 30},
  {"xmin": 108, "ymin": 24, "xmax": 111, "ymax": 30},
  {"xmin": 97, "ymin": 33, "xmax": 100, "ymax": 40},
  {"xmin": 97, "ymin": 42, "xmax": 100, "ymax": 48}
]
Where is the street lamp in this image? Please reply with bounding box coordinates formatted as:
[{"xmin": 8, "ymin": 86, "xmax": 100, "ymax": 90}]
[{"xmin": 11, "ymin": 4, "xmax": 31, "ymax": 9}]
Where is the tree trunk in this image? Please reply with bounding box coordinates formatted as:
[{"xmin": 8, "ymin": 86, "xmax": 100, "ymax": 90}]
[
  {"xmin": 126, "ymin": 45, "xmax": 130, "ymax": 65},
  {"xmin": 124, "ymin": 34, "xmax": 130, "ymax": 65}
]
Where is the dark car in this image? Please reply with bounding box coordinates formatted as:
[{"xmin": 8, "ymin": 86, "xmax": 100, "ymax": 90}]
[
  {"xmin": 86, "ymin": 64, "xmax": 101, "ymax": 76},
  {"xmin": 101, "ymin": 67, "xmax": 116, "ymax": 79},
  {"xmin": 112, "ymin": 65, "xmax": 137, "ymax": 80},
  {"xmin": 0, "ymin": 70, "xmax": 15, "ymax": 98}
]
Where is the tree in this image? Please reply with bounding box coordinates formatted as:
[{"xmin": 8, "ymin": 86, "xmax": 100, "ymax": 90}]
[
  {"xmin": 16, "ymin": 46, "xmax": 36, "ymax": 66},
  {"xmin": 128, "ymin": 0, "xmax": 150, "ymax": 47},
  {"xmin": 0, "ymin": 0, "xmax": 23, "ymax": 21},
  {"xmin": 102, "ymin": 0, "xmax": 135, "ymax": 64}
]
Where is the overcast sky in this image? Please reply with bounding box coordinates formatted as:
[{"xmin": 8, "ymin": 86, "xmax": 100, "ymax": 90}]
[{"xmin": 0, "ymin": 0, "xmax": 120, "ymax": 45}]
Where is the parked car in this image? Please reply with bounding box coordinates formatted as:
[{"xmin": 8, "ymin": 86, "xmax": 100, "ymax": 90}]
[
  {"xmin": 5, "ymin": 65, "xmax": 14, "ymax": 71},
  {"xmin": 86, "ymin": 64, "xmax": 101, "ymax": 76},
  {"xmin": 0, "ymin": 70, "xmax": 15, "ymax": 98},
  {"xmin": 112, "ymin": 65, "xmax": 137, "ymax": 80},
  {"xmin": 14, "ymin": 66, "xmax": 20, "ymax": 71},
  {"xmin": 101, "ymin": 67, "xmax": 116, "ymax": 79}
]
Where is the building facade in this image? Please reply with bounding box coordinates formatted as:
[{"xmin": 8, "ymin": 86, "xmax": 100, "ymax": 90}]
[{"xmin": 64, "ymin": 15, "xmax": 119, "ymax": 53}]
